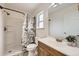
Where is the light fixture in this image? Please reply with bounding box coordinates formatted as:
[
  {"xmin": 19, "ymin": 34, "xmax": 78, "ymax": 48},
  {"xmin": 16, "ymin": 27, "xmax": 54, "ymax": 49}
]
[
  {"xmin": 49, "ymin": 3, "xmax": 54, "ymax": 8},
  {"xmin": 53, "ymin": 4, "xmax": 57, "ymax": 7},
  {"xmin": 49, "ymin": 3, "xmax": 62, "ymax": 8},
  {"xmin": 77, "ymin": 4, "xmax": 79, "ymax": 11}
]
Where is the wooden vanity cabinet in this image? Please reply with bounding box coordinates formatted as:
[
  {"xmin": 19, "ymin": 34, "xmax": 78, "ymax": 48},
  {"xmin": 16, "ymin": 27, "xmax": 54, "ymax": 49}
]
[{"xmin": 38, "ymin": 41, "xmax": 65, "ymax": 56}]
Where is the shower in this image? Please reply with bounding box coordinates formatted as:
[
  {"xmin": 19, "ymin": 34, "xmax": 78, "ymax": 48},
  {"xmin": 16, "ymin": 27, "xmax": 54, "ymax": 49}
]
[
  {"xmin": 0, "ymin": 5, "xmax": 26, "ymax": 56},
  {"xmin": 0, "ymin": 5, "xmax": 36, "ymax": 56},
  {"xmin": 0, "ymin": 5, "xmax": 25, "ymax": 15}
]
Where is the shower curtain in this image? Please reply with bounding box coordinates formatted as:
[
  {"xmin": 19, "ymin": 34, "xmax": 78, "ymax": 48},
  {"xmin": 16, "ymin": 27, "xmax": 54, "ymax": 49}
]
[{"xmin": 22, "ymin": 14, "xmax": 36, "ymax": 51}]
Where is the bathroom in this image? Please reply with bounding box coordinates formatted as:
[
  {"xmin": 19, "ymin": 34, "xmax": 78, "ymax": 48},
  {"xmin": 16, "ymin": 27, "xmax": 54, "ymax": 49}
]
[{"xmin": 0, "ymin": 3, "xmax": 79, "ymax": 56}]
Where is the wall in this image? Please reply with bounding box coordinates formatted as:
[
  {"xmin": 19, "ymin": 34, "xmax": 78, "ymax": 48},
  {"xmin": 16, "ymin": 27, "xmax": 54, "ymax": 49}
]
[
  {"xmin": 36, "ymin": 10, "xmax": 49, "ymax": 37},
  {"xmin": 0, "ymin": 9, "xmax": 4, "ymax": 55},
  {"xmin": 4, "ymin": 9, "xmax": 24, "ymax": 54},
  {"xmin": 49, "ymin": 4, "xmax": 79, "ymax": 38},
  {"xmin": 33, "ymin": 4, "xmax": 50, "ymax": 38},
  {"xmin": 0, "ymin": 3, "xmax": 5, "ymax": 55}
]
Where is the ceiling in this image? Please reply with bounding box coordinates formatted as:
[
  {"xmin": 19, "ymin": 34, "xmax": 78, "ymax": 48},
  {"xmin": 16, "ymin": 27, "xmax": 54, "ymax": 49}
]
[
  {"xmin": 5, "ymin": 3, "xmax": 40, "ymax": 13},
  {"xmin": 4, "ymin": 3, "xmax": 73, "ymax": 16},
  {"xmin": 4, "ymin": 3, "xmax": 50, "ymax": 15},
  {"xmin": 48, "ymin": 3, "xmax": 75, "ymax": 16}
]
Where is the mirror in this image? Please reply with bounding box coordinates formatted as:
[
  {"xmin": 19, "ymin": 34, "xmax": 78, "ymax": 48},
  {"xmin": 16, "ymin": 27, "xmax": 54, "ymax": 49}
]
[{"xmin": 48, "ymin": 3, "xmax": 79, "ymax": 38}]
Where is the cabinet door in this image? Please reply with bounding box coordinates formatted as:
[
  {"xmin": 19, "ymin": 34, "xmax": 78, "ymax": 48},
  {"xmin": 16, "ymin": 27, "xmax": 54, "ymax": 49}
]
[
  {"xmin": 38, "ymin": 46, "xmax": 50, "ymax": 56},
  {"xmin": 38, "ymin": 41, "xmax": 65, "ymax": 56}
]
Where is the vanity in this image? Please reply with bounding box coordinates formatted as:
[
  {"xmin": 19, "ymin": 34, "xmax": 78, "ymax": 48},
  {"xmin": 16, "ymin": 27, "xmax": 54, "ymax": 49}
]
[
  {"xmin": 35, "ymin": 4, "xmax": 79, "ymax": 56},
  {"xmin": 36, "ymin": 37, "xmax": 79, "ymax": 56},
  {"xmin": 38, "ymin": 41, "xmax": 65, "ymax": 56}
]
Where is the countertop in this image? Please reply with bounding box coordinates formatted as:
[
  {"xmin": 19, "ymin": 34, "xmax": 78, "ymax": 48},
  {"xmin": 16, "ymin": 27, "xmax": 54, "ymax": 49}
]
[{"xmin": 36, "ymin": 36, "xmax": 79, "ymax": 56}]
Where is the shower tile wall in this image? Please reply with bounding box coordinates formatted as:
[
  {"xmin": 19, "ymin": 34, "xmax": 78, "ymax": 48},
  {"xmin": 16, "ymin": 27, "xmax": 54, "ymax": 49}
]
[{"xmin": 4, "ymin": 10, "xmax": 24, "ymax": 54}]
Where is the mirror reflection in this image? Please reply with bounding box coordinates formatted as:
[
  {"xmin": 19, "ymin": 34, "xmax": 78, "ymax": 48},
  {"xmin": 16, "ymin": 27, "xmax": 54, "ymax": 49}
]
[{"xmin": 48, "ymin": 3, "xmax": 79, "ymax": 39}]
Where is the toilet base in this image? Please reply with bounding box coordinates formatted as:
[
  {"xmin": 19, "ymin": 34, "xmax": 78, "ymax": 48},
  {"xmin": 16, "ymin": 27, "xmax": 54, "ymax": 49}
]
[
  {"xmin": 28, "ymin": 50, "xmax": 37, "ymax": 56},
  {"xmin": 26, "ymin": 44, "xmax": 37, "ymax": 56}
]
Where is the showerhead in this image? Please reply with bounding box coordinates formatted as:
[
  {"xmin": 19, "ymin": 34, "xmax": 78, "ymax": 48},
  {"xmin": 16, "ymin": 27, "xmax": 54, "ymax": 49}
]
[
  {"xmin": 4, "ymin": 10, "xmax": 10, "ymax": 15},
  {"xmin": 0, "ymin": 5, "xmax": 3, "ymax": 9},
  {"xmin": 6, "ymin": 12, "xmax": 10, "ymax": 15}
]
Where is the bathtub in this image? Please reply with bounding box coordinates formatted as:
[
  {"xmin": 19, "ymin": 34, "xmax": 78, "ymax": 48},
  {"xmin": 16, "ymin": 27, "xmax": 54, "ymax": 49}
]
[{"xmin": 5, "ymin": 50, "xmax": 23, "ymax": 56}]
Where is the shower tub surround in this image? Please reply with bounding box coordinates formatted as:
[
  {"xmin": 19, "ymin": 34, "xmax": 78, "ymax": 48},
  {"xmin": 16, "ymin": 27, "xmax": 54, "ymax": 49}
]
[
  {"xmin": 5, "ymin": 50, "xmax": 23, "ymax": 56},
  {"xmin": 0, "ymin": 4, "xmax": 36, "ymax": 56},
  {"xmin": 36, "ymin": 36, "xmax": 79, "ymax": 56},
  {"xmin": 5, "ymin": 50, "xmax": 28, "ymax": 56}
]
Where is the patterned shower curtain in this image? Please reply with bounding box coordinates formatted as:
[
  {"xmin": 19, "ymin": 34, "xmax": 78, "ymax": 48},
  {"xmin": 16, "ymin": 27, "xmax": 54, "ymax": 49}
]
[{"xmin": 22, "ymin": 14, "xmax": 36, "ymax": 51}]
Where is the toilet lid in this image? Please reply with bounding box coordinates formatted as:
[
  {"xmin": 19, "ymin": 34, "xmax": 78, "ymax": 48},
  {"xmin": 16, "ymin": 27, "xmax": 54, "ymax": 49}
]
[{"xmin": 27, "ymin": 44, "xmax": 37, "ymax": 49}]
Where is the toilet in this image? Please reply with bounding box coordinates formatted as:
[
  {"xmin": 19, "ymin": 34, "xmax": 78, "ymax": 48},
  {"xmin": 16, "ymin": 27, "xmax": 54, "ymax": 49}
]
[{"xmin": 26, "ymin": 44, "xmax": 37, "ymax": 56}]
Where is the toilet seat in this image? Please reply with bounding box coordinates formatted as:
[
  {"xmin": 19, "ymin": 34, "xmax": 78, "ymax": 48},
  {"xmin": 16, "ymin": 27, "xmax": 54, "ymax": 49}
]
[{"xmin": 27, "ymin": 44, "xmax": 37, "ymax": 50}]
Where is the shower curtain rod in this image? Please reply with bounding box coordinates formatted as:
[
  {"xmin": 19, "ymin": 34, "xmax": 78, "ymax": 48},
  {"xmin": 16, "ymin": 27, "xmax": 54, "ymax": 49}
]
[{"xmin": 0, "ymin": 5, "xmax": 25, "ymax": 15}]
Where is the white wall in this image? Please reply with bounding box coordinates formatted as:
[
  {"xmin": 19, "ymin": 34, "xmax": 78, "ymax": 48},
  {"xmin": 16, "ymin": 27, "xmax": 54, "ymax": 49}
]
[
  {"xmin": 0, "ymin": 9, "xmax": 4, "ymax": 55},
  {"xmin": 33, "ymin": 4, "xmax": 50, "ymax": 38},
  {"xmin": 36, "ymin": 10, "xmax": 49, "ymax": 37},
  {"xmin": 49, "ymin": 4, "xmax": 79, "ymax": 38},
  {"xmin": 0, "ymin": 3, "xmax": 5, "ymax": 55}
]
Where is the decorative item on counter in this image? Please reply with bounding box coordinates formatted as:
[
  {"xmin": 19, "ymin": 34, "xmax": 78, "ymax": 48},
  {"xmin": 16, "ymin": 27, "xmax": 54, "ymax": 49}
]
[
  {"xmin": 75, "ymin": 35, "xmax": 79, "ymax": 48},
  {"xmin": 65, "ymin": 35, "xmax": 77, "ymax": 47},
  {"xmin": 56, "ymin": 38, "xmax": 63, "ymax": 42}
]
